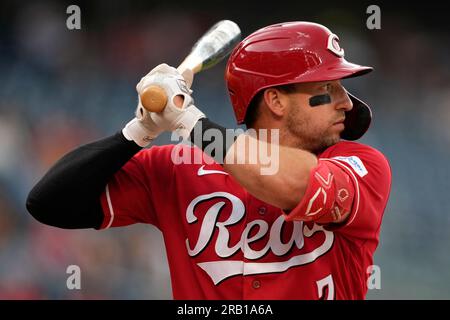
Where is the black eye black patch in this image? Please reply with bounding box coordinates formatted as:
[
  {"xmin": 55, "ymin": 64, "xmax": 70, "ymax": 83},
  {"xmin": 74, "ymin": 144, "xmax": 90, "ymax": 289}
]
[{"xmin": 309, "ymin": 94, "xmax": 331, "ymax": 107}]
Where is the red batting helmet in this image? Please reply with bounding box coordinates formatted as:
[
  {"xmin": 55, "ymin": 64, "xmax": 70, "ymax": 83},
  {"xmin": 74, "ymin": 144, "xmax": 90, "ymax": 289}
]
[{"xmin": 225, "ymin": 21, "xmax": 373, "ymax": 140}]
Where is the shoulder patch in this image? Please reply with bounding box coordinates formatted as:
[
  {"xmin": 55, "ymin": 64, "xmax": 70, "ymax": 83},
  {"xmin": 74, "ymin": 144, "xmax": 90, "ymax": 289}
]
[{"xmin": 332, "ymin": 156, "xmax": 368, "ymax": 178}]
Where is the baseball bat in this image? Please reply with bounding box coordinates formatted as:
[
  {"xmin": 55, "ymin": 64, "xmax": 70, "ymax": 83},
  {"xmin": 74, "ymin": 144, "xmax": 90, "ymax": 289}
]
[{"xmin": 140, "ymin": 20, "xmax": 241, "ymax": 112}]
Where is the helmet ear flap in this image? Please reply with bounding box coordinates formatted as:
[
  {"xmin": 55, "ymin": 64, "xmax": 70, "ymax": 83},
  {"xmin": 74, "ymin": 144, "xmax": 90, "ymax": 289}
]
[{"xmin": 341, "ymin": 92, "xmax": 372, "ymax": 140}]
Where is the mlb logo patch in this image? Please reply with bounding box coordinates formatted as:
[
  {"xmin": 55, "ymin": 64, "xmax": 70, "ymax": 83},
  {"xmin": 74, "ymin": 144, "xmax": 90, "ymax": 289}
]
[{"xmin": 332, "ymin": 156, "xmax": 368, "ymax": 177}]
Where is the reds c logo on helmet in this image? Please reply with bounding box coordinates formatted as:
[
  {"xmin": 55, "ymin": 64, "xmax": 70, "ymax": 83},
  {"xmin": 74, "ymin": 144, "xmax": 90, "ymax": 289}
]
[
  {"xmin": 327, "ymin": 33, "xmax": 345, "ymax": 57},
  {"xmin": 225, "ymin": 21, "xmax": 373, "ymax": 141}
]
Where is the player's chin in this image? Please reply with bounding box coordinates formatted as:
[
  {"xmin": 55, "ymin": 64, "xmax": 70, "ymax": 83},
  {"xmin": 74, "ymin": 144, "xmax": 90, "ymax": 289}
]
[
  {"xmin": 330, "ymin": 124, "xmax": 344, "ymax": 138},
  {"xmin": 324, "ymin": 130, "xmax": 341, "ymax": 146},
  {"xmin": 316, "ymin": 133, "xmax": 339, "ymax": 152}
]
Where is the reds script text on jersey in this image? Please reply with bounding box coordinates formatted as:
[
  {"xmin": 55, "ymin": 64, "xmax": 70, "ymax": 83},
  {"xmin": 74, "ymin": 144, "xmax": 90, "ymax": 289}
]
[{"xmin": 99, "ymin": 141, "xmax": 391, "ymax": 299}]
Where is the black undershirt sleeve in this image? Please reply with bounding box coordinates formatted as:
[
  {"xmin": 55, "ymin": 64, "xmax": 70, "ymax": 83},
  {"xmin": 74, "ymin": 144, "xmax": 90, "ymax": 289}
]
[
  {"xmin": 26, "ymin": 118, "xmax": 229, "ymax": 230},
  {"xmin": 189, "ymin": 118, "xmax": 236, "ymax": 163},
  {"xmin": 26, "ymin": 132, "xmax": 142, "ymax": 229}
]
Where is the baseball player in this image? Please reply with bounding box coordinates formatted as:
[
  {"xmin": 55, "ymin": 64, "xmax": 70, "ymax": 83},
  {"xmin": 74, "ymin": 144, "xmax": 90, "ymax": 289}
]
[{"xmin": 27, "ymin": 22, "xmax": 391, "ymax": 299}]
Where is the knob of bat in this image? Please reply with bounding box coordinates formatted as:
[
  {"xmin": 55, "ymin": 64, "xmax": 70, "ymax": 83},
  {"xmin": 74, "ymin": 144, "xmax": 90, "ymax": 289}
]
[{"xmin": 140, "ymin": 85, "xmax": 168, "ymax": 113}]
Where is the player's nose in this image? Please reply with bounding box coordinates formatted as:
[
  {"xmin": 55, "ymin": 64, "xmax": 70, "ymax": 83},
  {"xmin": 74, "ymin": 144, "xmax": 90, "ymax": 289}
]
[{"xmin": 335, "ymin": 86, "xmax": 353, "ymax": 112}]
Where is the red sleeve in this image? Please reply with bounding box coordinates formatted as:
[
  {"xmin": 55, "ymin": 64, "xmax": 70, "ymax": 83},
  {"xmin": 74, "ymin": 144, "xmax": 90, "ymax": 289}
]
[
  {"xmin": 98, "ymin": 145, "xmax": 175, "ymax": 230},
  {"xmin": 319, "ymin": 142, "xmax": 392, "ymax": 241}
]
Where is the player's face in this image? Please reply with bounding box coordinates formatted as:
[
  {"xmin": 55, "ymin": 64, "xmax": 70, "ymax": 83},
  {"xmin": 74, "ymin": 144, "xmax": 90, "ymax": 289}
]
[{"xmin": 284, "ymin": 80, "xmax": 353, "ymax": 153}]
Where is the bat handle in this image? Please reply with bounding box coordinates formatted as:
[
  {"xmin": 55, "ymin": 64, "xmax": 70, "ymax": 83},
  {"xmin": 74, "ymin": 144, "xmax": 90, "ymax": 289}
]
[{"xmin": 140, "ymin": 63, "xmax": 196, "ymax": 112}]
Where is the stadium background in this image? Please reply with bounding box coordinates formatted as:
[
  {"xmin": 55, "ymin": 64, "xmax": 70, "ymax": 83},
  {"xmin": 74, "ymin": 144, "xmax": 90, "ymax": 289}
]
[{"xmin": 0, "ymin": 0, "xmax": 449, "ymax": 299}]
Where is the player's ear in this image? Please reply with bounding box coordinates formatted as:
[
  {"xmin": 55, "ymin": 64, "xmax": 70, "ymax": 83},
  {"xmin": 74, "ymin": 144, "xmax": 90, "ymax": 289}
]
[{"xmin": 262, "ymin": 88, "xmax": 288, "ymax": 118}]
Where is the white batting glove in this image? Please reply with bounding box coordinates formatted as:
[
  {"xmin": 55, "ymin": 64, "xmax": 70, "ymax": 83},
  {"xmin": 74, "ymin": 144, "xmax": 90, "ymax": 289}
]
[
  {"xmin": 122, "ymin": 98, "xmax": 164, "ymax": 147},
  {"xmin": 137, "ymin": 64, "xmax": 205, "ymax": 138},
  {"xmin": 123, "ymin": 64, "xmax": 205, "ymax": 147}
]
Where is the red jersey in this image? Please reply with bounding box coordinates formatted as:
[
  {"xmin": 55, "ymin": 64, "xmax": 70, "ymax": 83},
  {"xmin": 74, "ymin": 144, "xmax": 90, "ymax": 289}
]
[{"xmin": 99, "ymin": 141, "xmax": 391, "ymax": 299}]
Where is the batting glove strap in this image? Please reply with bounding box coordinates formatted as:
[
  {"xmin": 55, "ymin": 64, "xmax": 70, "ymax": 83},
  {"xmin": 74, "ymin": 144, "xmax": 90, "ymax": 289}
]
[
  {"xmin": 122, "ymin": 117, "xmax": 160, "ymax": 147},
  {"xmin": 171, "ymin": 104, "xmax": 206, "ymax": 140}
]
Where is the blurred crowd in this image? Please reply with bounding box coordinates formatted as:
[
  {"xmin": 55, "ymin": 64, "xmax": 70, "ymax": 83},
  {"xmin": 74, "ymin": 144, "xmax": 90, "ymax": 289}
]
[{"xmin": 0, "ymin": 1, "xmax": 449, "ymax": 299}]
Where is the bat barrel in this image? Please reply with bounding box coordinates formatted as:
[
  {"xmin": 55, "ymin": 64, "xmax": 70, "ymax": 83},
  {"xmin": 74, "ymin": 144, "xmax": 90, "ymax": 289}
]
[{"xmin": 140, "ymin": 20, "xmax": 241, "ymax": 113}]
